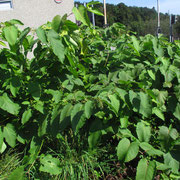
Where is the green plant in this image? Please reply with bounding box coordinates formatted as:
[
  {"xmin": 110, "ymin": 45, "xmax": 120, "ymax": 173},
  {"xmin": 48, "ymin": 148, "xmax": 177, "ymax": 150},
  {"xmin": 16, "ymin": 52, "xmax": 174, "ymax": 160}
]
[
  {"xmin": 0, "ymin": 2, "xmax": 179, "ymax": 179},
  {"xmin": 0, "ymin": 149, "xmax": 22, "ymax": 179}
]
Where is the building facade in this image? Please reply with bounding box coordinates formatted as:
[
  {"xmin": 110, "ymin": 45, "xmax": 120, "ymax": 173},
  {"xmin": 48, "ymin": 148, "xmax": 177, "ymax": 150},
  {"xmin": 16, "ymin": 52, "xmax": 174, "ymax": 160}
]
[{"xmin": 0, "ymin": 0, "xmax": 75, "ymax": 27}]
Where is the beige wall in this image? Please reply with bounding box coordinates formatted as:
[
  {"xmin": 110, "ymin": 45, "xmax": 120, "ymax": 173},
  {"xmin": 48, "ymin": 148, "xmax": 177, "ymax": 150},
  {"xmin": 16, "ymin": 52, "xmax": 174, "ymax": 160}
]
[{"xmin": 0, "ymin": 0, "xmax": 75, "ymax": 28}]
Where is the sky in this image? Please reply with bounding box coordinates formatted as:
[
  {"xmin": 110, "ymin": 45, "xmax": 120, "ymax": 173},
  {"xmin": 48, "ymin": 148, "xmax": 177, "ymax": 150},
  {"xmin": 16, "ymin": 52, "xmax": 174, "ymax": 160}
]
[{"xmin": 78, "ymin": 0, "xmax": 180, "ymax": 15}]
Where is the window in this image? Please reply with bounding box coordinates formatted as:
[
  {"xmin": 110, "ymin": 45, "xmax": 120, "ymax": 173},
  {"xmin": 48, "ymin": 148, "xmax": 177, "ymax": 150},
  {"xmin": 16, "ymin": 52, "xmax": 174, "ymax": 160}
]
[{"xmin": 0, "ymin": 0, "xmax": 13, "ymax": 11}]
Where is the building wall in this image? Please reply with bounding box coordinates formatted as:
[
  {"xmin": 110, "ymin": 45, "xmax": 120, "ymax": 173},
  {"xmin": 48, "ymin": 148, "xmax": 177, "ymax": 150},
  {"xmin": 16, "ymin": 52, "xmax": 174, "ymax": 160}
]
[{"xmin": 0, "ymin": 0, "xmax": 75, "ymax": 27}]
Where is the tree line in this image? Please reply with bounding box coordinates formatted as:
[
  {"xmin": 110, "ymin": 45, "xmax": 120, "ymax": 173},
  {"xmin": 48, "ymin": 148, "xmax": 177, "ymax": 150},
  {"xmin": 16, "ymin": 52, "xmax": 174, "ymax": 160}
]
[{"xmin": 75, "ymin": 1, "xmax": 180, "ymax": 39}]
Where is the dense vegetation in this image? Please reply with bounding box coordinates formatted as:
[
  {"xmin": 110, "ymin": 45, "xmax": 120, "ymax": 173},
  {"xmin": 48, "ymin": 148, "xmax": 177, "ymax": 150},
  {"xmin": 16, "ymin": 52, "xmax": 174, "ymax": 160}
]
[
  {"xmin": 75, "ymin": 1, "xmax": 180, "ymax": 38},
  {"xmin": 0, "ymin": 3, "xmax": 180, "ymax": 179}
]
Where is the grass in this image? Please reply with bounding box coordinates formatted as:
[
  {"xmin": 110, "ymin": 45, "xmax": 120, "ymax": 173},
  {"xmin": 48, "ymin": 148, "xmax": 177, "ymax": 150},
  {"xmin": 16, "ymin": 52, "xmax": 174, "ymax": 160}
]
[
  {"xmin": 0, "ymin": 134, "xmax": 122, "ymax": 179},
  {"xmin": 28, "ymin": 134, "xmax": 106, "ymax": 180},
  {"xmin": 0, "ymin": 149, "xmax": 22, "ymax": 180}
]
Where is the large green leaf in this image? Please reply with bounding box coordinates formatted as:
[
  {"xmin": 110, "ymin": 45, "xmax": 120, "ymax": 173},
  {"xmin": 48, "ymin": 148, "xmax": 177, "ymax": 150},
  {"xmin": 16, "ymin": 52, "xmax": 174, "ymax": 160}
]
[
  {"xmin": 158, "ymin": 126, "xmax": 170, "ymax": 151},
  {"xmin": 131, "ymin": 35, "xmax": 141, "ymax": 55},
  {"xmin": 18, "ymin": 27, "xmax": 31, "ymax": 44},
  {"xmin": 3, "ymin": 123, "xmax": 17, "ymax": 148},
  {"xmin": 0, "ymin": 142, "xmax": 7, "ymax": 153},
  {"xmin": 129, "ymin": 90, "xmax": 139, "ymax": 113},
  {"xmin": 40, "ymin": 154, "xmax": 61, "ymax": 175},
  {"xmin": 64, "ymin": 20, "xmax": 79, "ymax": 32},
  {"xmin": 173, "ymin": 103, "xmax": 180, "ymax": 121},
  {"xmin": 86, "ymin": 1, "xmax": 101, "ymax": 7},
  {"xmin": 169, "ymin": 128, "xmax": 179, "ymax": 140},
  {"xmin": 73, "ymin": 78, "xmax": 84, "ymax": 86},
  {"xmin": 8, "ymin": 19, "xmax": 24, "ymax": 25},
  {"xmin": 140, "ymin": 142, "xmax": 163, "ymax": 156},
  {"xmin": 152, "ymin": 38, "xmax": 164, "ymax": 57},
  {"xmin": 115, "ymin": 88, "xmax": 128, "ymax": 103},
  {"xmin": 36, "ymin": 27, "xmax": 47, "ymax": 44},
  {"xmin": 100, "ymin": 93, "xmax": 120, "ymax": 116},
  {"xmin": 139, "ymin": 92, "xmax": 152, "ymax": 117},
  {"xmin": 125, "ymin": 141, "xmax": 139, "ymax": 162},
  {"xmin": 164, "ymin": 153, "xmax": 179, "ymax": 174},
  {"xmin": 3, "ymin": 26, "xmax": 18, "ymax": 46},
  {"xmin": 118, "ymin": 129, "xmax": 134, "ymax": 139},
  {"xmin": 0, "ymin": 93, "xmax": 20, "ymax": 115},
  {"xmin": 59, "ymin": 103, "xmax": 73, "ymax": 131},
  {"xmin": 156, "ymin": 161, "xmax": 171, "ymax": 171},
  {"xmin": 129, "ymin": 91, "xmax": 152, "ymax": 117},
  {"xmin": 147, "ymin": 70, "xmax": 155, "ymax": 81},
  {"xmin": 85, "ymin": 100, "xmax": 93, "ymax": 119},
  {"xmin": 88, "ymin": 131, "xmax": 102, "ymax": 149},
  {"xmin": 152, "ymin": 107, "xmax": 165, "ymax": 121},
  {"xmin": 38, "ymin": 115, "xmax": 48, "ymax": 137},
  {"xmin": 47, "ymin": 29, "xmax": 65, "ymax": 63},
  {"xmin": 71, "ymin": 103, "xmax": 86, "ymax": 133},
  {"xmin": 87, "ymin": 7, "xmax": 104, "ymax": 16},
  {"xmin": 158, "ymin": 126, "xmax": 177, "ymax": 151},
  {"xmin": 153, "ymin": 90, "xmax": 168, "ymax": 106},
  {"xmin": 9, "ymin": 166, "xmax": 25, "ymax": 180},
  {"xmin": 72, "ymin": 6, "xmax": 90, "ymax": 27},
  {"xmin": 52, "ymin": 15, "xmax": 61, "ymax": 33},
  {"xmin": 25, "ymin": 136, "xmax": 42, "ymax": 165},
  {"xmin": 34, "ymin": 101, "xmax": 44, "ymax": 114},
  {"xmin": 136, "ymin": 159, "xmax": 156, "ymax": 180},
  {"xmin": 50, "ymin": 105, "xmax": 61, "ymax": 136},
  {"xmin": 10, "ymin": 76, "xmax": 21, "ymax": 97},
  {"xmin": 21, "ymin": 108, "xmax": 32, "ymax": 125},
  {"xmin": 108, "ymin": 94, "xmax": 120, "ymax": 115},
  {"xmin": 120, "ymin": 116, "xmax": 129, "ymax": 128},
  {"xmin": 117, "ymin": 138, "xmax": 139, "ymax": 162},
  {"xmin": 45, "ymin": 89, "xmax": 62, "ymax": 103},
  {"xmin": 136, "ymin": 122, "xmax": 151, "ymax": 143}
]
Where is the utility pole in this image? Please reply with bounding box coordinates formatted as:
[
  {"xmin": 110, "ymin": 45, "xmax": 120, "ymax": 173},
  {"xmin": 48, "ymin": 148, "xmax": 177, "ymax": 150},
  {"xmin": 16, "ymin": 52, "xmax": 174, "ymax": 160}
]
[
  {"xmin": 157, "ymin": 0, "xmax": 161, "ymax": 37},
  {"xmin": 92, "ymin": 0, "xmax": 95, "ymax": 27},
  {"xmin": 170, "ymin": 14, "xmax": 173, "ymax": 42},
  {"xmin": 103, "ymin": 0, "xmax": 107, "ymax": 27},
  {"xmin": 170, "ymin": 15, "xmax": 178, "ymax": 42}
]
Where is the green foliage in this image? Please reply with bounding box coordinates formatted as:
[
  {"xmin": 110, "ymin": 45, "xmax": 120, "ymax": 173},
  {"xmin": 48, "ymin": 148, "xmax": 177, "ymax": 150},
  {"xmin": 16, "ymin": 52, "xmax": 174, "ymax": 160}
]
[
  {"xmin": 136, "ymin": 159, "xmax": 156, "ymax": 180},
  {"xmin": 9, "ymin": 166, "xmax": 25, "ymax": 180},
  {"xmin": 136, "ymin": 122, "xmax": 151, "ymax": 143},
  {"xmin": 3, "ymin": 26, "xmax": 18, "ymax": 46},
  {"xmin": 39, "ymin": 154, "xmax": 61, "ymax": 175},
  {"xmin": 0, "ymin": 93, "xmax": 20, "ymax": 115},
  {"xmin": 117, "ymin": 138, "xmax": 139, "ymax": 162},
  {"xmin": 47, "ymin": 29, "xmax": 65, "ymax": 63},
  {"xmin": 72, "ymin": 5, "xmax": 90, "ymax": 27},
  {"xmin": 3, "ymin": 124, "xmax": 17, "ymax": 148},
  {"xmin": 0, "ymin": 150, "xmax": 22, "ymax": 179},
  {"xmin": 0, "ymin": 4, "xmax": 180, "ymax": 179}
]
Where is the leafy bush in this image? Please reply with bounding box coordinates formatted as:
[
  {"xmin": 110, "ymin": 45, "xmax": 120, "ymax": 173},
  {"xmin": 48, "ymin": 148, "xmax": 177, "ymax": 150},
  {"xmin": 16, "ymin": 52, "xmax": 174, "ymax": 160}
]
[{"xmin": 0, "ymin": 3, "xmax": 180, "ymax": 179}]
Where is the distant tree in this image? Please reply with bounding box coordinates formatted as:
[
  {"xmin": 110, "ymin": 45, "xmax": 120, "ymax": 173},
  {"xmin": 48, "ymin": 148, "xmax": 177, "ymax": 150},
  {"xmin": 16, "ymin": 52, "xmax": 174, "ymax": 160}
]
[{"xmin": 74, "ymin": 1, "xmax": 180, "ymax": 38}]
